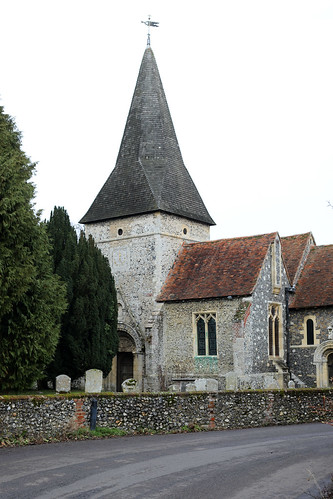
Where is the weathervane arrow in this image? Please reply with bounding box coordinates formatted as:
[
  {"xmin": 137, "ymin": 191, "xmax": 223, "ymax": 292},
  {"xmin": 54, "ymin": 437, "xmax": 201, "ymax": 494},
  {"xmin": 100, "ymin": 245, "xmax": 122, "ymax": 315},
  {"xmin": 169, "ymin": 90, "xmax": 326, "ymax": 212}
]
[{"xmin": 141, "ymin": 15, "xmax": 159, "ymax": 46}]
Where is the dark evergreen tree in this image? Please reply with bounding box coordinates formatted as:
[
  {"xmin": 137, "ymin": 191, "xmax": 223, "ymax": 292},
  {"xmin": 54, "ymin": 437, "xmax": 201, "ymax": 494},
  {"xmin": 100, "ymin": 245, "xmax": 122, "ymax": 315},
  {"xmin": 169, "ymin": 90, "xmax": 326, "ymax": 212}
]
[
  {"xmin": 46, "ymin": 208, "xmax": 118, "ymax": 380},
  {"xmin": 45, "ymin": 207, "xmax": 78, "ymax": 380},
  {"xmin": 0, "ymin": 107, "xmax": 67, "ymax": 391}
]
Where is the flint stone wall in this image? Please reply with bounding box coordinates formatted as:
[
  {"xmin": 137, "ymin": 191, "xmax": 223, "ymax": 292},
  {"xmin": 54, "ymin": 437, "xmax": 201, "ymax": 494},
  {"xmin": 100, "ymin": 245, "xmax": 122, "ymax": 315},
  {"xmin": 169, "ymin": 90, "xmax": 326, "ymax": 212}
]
[
  {"xmin": 85, "ymin": 212, "xmax": 210, "ymax": 331},
  {"xmin": 0, "ymin": 390, "xmax": 332, "ymax": 438},
  {"xmin": 161, "ymin": 298, "xmax": 240, "ymax": 389},
  {"xmin": 289, "ymin": 307, "xmax": 333, "ymax": 387}
]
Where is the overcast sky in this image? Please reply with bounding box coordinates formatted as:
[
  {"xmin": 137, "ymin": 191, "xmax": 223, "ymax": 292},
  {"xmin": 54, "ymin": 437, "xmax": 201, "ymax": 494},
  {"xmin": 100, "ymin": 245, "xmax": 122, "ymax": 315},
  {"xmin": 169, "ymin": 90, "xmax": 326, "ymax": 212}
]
[{"xmin": 1, "ymin": 0, "xmax": 333, "ymax": 245}]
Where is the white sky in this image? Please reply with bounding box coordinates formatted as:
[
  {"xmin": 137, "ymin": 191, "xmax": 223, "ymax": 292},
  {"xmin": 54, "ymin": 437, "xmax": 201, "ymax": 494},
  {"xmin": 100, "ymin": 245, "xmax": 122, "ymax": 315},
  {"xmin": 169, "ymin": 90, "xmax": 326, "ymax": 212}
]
[{"xmin": 1, "ymin": 0, "xmax": 333, "ymax": 245}]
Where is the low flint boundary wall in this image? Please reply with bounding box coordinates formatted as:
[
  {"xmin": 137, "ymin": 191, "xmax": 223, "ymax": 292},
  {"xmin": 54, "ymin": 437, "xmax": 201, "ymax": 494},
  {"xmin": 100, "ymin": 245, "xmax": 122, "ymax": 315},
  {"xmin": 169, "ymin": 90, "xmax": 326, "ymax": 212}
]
[{"xmin": 0, "ymin": 389, "xmax": 332, "ymax": 438}]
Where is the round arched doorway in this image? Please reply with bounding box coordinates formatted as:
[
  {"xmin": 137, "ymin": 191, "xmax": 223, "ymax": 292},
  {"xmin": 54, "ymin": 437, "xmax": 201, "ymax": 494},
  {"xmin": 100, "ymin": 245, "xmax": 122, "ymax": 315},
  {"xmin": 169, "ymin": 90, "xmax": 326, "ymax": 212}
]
[
  {"xmin": 116, "ymin": 331, "xmax": 135, "ymax": 391},
  {"xmin": 328, "ymin": 352, "xmax": 333, "ymax": 386},
  {"xmin": 313, "ymin": 341, "xmax": 333, "ymax": 387},
  {"xmin": 103, "ymin": 323, "xmax": 144, "ymax": 391}
]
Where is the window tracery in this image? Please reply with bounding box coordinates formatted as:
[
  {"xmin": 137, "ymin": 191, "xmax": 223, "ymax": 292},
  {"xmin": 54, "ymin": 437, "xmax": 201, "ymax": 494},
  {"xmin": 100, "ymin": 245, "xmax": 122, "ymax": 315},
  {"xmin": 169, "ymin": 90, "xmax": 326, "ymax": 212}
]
[{"xmin": 194, "ymin": 313, "xmax": 217, "ymax": 356}]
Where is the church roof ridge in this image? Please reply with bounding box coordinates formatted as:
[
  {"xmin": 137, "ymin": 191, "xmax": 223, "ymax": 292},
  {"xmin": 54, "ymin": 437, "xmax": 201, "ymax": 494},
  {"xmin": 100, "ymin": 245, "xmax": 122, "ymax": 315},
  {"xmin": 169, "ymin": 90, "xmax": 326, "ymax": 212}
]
[
  {"xmin": 184, "ymin": 231, "xmax": 279, "ymax": 246},
  {"xmin": 80, "ymin": 46, "xmax": 214, "ymax": 226}
]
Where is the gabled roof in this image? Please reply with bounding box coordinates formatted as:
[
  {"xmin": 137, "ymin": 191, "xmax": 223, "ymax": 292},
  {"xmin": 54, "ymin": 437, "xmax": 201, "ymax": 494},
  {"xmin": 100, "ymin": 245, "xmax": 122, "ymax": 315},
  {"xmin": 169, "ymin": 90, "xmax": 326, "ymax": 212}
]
[
  {"xmin": 157, "ymin": 233, "xmax": 277, "ymax": 302},
  {"xmin": 80, "ymin": 47, "xmax": 214, "ymax": 226},
  {"xmin": 281, "ymin": 233, "xmax": 315, "ymax": 286},
  {"xmin": 289, "ymin": 245, "xmax": 333, "ymax": 309}
]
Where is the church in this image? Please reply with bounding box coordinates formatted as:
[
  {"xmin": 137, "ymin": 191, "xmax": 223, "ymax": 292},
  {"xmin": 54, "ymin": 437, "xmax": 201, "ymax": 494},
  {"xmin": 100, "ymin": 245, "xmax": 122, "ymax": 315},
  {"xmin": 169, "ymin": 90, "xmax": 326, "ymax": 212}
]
[{"xmin": 80, "ymin": 44, "xmax": 333, "ymax": 392}]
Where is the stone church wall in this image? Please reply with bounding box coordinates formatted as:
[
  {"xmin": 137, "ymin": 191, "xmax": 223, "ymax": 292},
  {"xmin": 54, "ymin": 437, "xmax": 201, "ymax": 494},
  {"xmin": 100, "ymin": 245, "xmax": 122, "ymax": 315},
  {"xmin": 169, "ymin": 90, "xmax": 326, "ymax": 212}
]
[
  {"xmin": 247, "ymin": 243, "xmax": 290, "ymax": 375},
  {"xmin": 85, "ymin": 212, "xmax": 210, "ymax": 392},
  {"xmin": 1, "ymin": 390, "xmax": 332, "ymax": 438},
  {"xmin": 85, "ymin": 212, "xmax": 210, "ymax": 332},
  {"xmin": 289, "ymin": 307, "xmax": 333, "ymax": 387},
  {"xmin": 159, "ymin": 239, "xmax": 292, "ymax": 391},
  {"xmin": 161, "ymin": 297, "xmax": 244, "ymax": 390}
]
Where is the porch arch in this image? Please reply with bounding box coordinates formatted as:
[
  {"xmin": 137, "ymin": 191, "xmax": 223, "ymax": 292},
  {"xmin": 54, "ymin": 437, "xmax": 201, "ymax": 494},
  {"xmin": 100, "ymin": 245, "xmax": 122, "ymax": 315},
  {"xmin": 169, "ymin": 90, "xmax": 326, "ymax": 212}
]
[
  {"xmin": 103, "ymin": 322, "xmax": 144, "ymax": 392},
  {"xmin": 313, "ymin": 340, "xmax": 333, "ymax": 387},
  {"xmin": 117, "ymin": 322, "xmax": 144, "ymax": 353}
]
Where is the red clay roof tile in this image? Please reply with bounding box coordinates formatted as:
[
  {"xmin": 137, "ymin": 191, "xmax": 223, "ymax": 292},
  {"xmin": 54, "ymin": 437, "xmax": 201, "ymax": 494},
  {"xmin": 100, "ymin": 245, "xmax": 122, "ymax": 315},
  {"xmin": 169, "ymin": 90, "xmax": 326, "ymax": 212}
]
[
  {"xmin": 281, "ymin": 233, "xmax": 314, "ymax": 286},
  {"xmin": 157, "ymin": 233, "xmax": 277, "ymax": 302},
  {"xmin": 290, "ymin": 245, "xmax": 333, "ymax": 309}
]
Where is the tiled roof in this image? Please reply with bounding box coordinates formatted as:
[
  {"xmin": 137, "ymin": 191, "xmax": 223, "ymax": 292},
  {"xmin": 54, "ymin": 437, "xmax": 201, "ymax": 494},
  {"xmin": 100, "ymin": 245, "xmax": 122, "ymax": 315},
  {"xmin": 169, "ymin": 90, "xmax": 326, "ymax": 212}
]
[
  {"xmin": 289, "ymin": 245, "xmax": 333, "ymax": 309},
  {"xmin": 157, "ymin": 233, "xmax": 277, "ymax": 302},
  {"xmin": 80, "ymin": 47, "xmax": 214, "ymax": 226},
  {"xmin": 281, "ymin": 233, "xmax": 314, "ymax": 286}
]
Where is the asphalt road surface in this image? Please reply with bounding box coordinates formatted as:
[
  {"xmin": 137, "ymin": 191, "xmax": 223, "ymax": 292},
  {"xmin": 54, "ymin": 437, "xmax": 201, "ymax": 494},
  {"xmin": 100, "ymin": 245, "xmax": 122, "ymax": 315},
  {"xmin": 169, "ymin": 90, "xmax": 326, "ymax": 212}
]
[{"xmin": 0, "ymin": 423, "xmax": 332, "ymax": 498}]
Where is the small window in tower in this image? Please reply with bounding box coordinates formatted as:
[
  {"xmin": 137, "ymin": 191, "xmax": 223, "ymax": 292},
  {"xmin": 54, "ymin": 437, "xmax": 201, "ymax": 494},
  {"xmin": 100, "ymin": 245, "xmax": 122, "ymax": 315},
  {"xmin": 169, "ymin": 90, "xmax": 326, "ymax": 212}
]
[
  {"xmin": 183, "ymin": 228, "xmax": 187, "ymax": 235},
  {"xmin": 118, "ymin": 228, "xmax": 123, "ymax": 236}
]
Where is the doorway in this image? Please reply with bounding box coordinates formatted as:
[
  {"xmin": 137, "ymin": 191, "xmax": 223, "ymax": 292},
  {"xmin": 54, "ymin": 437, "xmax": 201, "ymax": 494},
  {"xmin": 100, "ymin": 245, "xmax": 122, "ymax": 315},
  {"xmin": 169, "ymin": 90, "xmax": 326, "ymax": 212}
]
[
  {"xmin": 328, "ymin": 353, "xmax": 333, "ymax": 386},
  {"xmin": 117, "ymin": 352, "xmax": 134, "ymax": 391}
]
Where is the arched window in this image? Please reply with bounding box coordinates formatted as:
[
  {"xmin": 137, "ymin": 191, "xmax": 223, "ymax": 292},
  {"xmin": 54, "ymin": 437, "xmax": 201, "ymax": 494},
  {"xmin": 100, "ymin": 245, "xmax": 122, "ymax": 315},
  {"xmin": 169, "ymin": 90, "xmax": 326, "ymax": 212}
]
[
  {"xmin": 300, "ymin": 316, "xmax": 319, "ymax": 347},
  {"xmin": 197, "ymin": 318, "xmax": 206, "ymax": 356},
  {"xmin": 269, "ymin": 315, "xmax": 274, "ymax": 356},
  {"xmin": 268, "ymin": 305, "xmax": 281, "ymax": 357},
  {"xmin": 274, "ymin": 315, "xmax": 280, "ymax": 356},
  {"xmin": 208, "ymin": 317, "xmax": 217, "ymax": 356},
  {"xmin": 195, "ymin": 313, "xmax": 217, "ymax": 356},
  {"xmin": 306, "ymin": 319, "xmax": 314, "ymax": 345}
]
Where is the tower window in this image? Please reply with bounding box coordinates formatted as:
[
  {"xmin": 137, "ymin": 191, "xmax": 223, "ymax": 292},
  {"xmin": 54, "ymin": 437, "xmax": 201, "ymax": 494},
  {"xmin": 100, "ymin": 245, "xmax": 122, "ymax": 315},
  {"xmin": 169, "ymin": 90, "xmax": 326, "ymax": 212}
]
[
  {"xmin": 118, "ymin": 228, "xmax": 123, "ymax": 236},
  {"xmin": 183, "ymin": 228, "xmax": 187, "ymax": 235}
]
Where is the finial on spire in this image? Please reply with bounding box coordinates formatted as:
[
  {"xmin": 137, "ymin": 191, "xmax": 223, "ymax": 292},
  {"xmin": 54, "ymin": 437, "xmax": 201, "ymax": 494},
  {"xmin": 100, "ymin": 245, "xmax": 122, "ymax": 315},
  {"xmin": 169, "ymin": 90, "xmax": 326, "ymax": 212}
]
[{"xmin": 141, "ymin": 15, "xmax": 159, "ymax": 46}]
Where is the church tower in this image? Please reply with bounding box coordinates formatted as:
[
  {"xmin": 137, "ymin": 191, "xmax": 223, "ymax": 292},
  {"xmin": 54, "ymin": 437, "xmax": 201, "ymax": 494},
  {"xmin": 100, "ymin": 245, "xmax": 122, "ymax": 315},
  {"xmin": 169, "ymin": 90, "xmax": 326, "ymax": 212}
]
[{"xmin": 81, "ymin": 46, "xmax": 214, "ymax": 391}]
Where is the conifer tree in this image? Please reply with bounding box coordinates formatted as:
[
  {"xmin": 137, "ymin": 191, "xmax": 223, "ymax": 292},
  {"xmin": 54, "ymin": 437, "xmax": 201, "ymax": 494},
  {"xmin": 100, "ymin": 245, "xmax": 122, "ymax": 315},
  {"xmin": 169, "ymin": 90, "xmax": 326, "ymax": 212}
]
[
  {"xmin": 45, "ymin": 207, "xmax": 78, "ymax": 379},
  {"xmin": 46, "ymin": 208, "xmax": 118, "ymax": 380},
  {"xmin": 0, "ymin": 107, "xmax": 67, "ymax": 390}
]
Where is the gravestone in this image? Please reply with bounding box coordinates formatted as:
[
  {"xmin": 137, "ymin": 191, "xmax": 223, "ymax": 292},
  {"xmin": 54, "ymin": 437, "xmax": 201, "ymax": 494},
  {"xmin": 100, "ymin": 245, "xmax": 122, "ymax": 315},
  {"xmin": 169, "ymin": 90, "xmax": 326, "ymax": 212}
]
[
  {"xmin": 185, "ymin": 383, "xmax": 197, "ymax": 392},
  {"xmin": 288, "ymin": 380, "xmax": 296, "ymax": 389},
  {"xmin": 85, "ymin": 369, "xmax": 103, "ymax": 393},
  {"xmin": 56, "ymin": 374, "xmax": 71, "ymax": 393},
  {"xmin": 194, "ymin": 378, "xmax": 218, "ymax": 392},
  {"xmin": 225, "ymin": 372, "xmax": 237, "ymax": 390},
  {"xmin": 205, "ymin": 378, "xmax": 219, "ymax": 392},
  {"xmin": 168, "ymin": 384, "xmax": 180, "ymax": 392},
  {"xmin": 121, "ymin": 378, "xmax": 139, "ymax": 393}
]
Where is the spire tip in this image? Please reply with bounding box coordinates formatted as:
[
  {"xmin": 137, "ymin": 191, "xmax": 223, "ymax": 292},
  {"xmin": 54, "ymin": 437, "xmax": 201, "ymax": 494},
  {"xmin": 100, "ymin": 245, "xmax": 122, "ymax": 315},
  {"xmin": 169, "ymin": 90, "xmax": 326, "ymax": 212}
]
[{"xmin": 141, "ymin": 15, "xmax": 159, "ymax": 46}]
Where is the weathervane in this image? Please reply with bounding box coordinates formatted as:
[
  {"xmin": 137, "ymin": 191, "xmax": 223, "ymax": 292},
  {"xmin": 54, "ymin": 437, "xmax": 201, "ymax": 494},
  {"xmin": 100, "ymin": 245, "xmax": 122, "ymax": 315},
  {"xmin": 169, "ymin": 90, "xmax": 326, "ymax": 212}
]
[{"xmin": 141, "ymin": 15, "xmax": 159, "ymax": 47}]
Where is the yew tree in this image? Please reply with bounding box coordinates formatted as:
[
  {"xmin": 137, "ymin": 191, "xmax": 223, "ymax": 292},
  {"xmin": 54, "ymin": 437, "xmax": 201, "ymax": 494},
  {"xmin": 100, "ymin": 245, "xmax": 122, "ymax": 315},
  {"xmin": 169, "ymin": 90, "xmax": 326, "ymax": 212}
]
[
  {"xmin": 0, "ymin": 107, "xmax": 67, "ymax": 390},
  {"xmin": 46, "ymin": 207, "xmax": 118, "ymax": 381}
]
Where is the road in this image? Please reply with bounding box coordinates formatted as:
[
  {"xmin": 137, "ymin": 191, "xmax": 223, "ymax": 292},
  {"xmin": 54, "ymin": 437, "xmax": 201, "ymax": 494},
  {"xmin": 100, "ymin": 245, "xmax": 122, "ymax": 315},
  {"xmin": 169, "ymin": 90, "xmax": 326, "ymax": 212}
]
[{"xmin": 0, "ymin": 423, "xmax": 332, "ymax": 498}]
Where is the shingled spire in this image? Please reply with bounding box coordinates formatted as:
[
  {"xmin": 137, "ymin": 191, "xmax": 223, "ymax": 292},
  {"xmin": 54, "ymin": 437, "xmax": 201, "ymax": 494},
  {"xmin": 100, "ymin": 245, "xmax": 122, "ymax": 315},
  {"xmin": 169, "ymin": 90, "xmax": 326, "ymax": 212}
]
[{"xmin": 80, "ymin": 47, "xmax": 214, "ymax": 225}]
